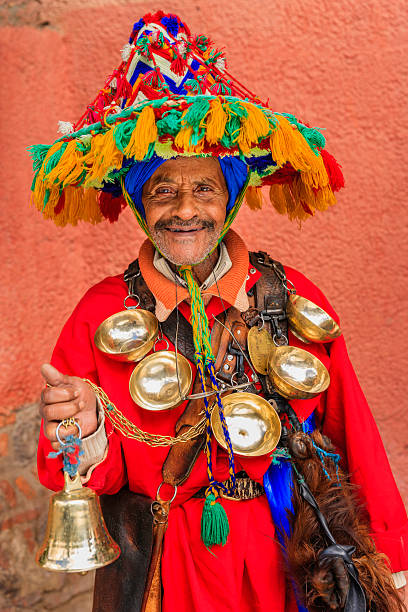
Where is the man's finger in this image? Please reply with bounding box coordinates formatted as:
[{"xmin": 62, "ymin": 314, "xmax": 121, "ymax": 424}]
[
  {"xmin": 40, "ymin": 401, "xmax": 80, "ymax": 423},
  {"xmin": 41, "ymin": 363, "xmax": 69, "ymax": 388},
  {"xmin": 41, "ymin": 385, "xmax": 78, "ymax": 405}
]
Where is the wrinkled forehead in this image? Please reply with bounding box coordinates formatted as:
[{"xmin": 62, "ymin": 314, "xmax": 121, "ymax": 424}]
[{"xmin": 143, "ymin": 157, "xmax": 227, "ymax": 191}]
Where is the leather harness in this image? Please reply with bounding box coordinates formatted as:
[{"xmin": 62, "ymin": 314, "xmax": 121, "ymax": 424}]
[{"xmin": 124, "ymin": 251, "xmax": 289, "ymax": 489}]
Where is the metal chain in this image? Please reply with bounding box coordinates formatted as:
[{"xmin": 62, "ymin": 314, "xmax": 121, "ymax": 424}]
[{"xmin": 84, "ymin": 379, "xmax": 210, "ymax": 446}]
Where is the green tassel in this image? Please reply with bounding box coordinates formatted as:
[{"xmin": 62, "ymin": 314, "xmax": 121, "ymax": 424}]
[
  {"xmin": 27, "ymin": 144, "xmax": 51, "ymax": 172},
  {"xmin": 114, "ymin": 119, "xmax": 137, "ymax": 152},
  {"xmin": 201, "ymin": 494, "xmax": 229, "ymax": 548},
  {"xmin": 157, "ymin": 110, "xmax": 182, "ymax": 136},
  {"xmin": 183, "ymin": 97, "xmax": 210, "ymax": 130},
  {"xmin": 44, "ymin": 142, "xmax": 68, "ymax": 175}
]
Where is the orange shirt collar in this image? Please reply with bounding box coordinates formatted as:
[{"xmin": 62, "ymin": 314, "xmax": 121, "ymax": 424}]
[{"xmin": 138, "ymin": 229, "xmax": 250, "ymax": 321}]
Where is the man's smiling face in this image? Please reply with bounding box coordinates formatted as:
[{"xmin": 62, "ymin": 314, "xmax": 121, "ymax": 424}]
[{"xmin": 142, "ymin": 157, "xmax": 228, "ymax": 265}]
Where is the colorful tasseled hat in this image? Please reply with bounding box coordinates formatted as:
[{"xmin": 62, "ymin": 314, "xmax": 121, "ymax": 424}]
[{"xmin": 29, "ymin": 10, "xmax": 344, "ymax": 228}]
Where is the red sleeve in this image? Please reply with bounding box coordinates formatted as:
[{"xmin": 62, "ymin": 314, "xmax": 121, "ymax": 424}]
[
  {"xmin": 285, "ymin": 266, "xmax": 408, "ymax": 571},
  {"xmin": 37, "ymin": 282, "xmax": 128, "ymax": 495},
  {"xmin": 316, "ymin": 327, "xmax": 408, "ymax": 572}
]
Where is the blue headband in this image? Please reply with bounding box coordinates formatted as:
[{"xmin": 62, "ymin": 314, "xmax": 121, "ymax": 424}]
[{"xmin": 123, "ymin": 155, "xmax": 248, "ymax": 220}]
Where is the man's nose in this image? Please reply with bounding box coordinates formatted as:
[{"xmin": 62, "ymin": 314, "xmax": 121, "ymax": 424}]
[{"xmin": 172, "ymin": 190, "xmax": 199, "ymax": 220}]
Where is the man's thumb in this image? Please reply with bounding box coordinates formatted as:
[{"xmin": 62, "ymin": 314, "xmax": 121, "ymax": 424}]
[{"xmin": 41, "ymin": 363, "xmax": 67, "ymax": 387}]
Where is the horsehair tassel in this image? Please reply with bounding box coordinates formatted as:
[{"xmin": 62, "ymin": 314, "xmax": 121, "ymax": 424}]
[{"xmin": 178, "ymin": 264, "xmax": 236, "ymax": 547}]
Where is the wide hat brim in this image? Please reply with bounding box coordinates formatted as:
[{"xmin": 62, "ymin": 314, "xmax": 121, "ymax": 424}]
[{"xmin": 28, "ymin": 12, "xmax": 344, "ymax": 226}]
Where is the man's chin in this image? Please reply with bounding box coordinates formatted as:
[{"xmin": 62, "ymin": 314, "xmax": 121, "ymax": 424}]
[{"xmin": 152, "ymin": 233, "xmax": 219, "ymax": 266}]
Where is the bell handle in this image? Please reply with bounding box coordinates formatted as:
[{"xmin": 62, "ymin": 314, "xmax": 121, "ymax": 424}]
[{"xmin": 64, "ymin": 470, "xmax": 83, "ymax": 492}]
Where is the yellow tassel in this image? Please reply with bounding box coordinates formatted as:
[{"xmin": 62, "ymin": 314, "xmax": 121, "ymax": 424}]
[
  {"xmin": 237, "ymin": 103, "xmax": 271, "ymax": 154},
  {"xmin": 314, "ymin": 184, "xmax": 336, "ymax": 211},
  {"xmin": 270, "ymin": 116, "xmax": 317, "ymax": 172},
  {"xmin": 32, "ymin": 179, "xmax": 47, "ymax": 211},
  {"xmin": 63, "ymin": 185, "xmax": 82, "ymax": 226},
  {"xmin": 124, "ymin": 105, "xmax": 158, "ymax": 161},
  {"xmin": 269, "ymin": 184, "xmax": 288, "ymax": 216},
  {"xmin": 41, "ymin": 187, "xmax": 61, "ymax": 220},
  {"xmin": 81, "ymin": 188, "xmax": 103, "ymax": 224},
  {"xmin": 45, "ymin": 140, "xmax": 84, "ymax": 188},
  {"xmin": 301, "ymin": 152, "xmax": 330, "ymax": 190},
  {"xmin": 85, "ymin": 130, "xmax": 123, "ymax": 187},
  {"xmin": 205, "ymin": 98, "xmax": 228, "ymax": 145},
  {"xmin": 32, "ymin": 141, "xmax": 66, "ymax": 210},
  {"xmin": 269, "ymin": 183, "xmax": 311, "ymax": 221},
  {"xmin": 174, "ymin": 126, "xmax": 204, "ymax": 153},
  {"xmin": 245, "ymin": 186, "xmax": 264, "ymax": 210}
]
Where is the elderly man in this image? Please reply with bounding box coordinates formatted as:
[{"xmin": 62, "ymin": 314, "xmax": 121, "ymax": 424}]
[{"xmin": 33, "ymin": 12, "xmax": 407, "ymax": 612}]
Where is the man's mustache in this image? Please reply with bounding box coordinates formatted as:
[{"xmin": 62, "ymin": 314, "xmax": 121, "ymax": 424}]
[{"xmin": 154, "ymin": 216, "xmax": 216, "ymax": 231}]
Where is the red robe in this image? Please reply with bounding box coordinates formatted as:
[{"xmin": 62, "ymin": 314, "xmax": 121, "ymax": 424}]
[{"xmin": 37, "ymin": 233, "xmax": 408, "ymax": 611}]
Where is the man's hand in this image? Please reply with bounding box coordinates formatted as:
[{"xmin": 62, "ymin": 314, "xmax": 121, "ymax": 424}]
[{"xmin": 40, "ymin": 364, "xmax": 98, "ymax": 450}]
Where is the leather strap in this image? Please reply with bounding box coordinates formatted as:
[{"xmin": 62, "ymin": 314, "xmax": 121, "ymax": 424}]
[
  {"xmin": 245, "ymin": 251, "xmax": 288, "ymax": 342},
  {"xmin": 140, "ymin": 499, "xmax": 171, "ymax": 612}
]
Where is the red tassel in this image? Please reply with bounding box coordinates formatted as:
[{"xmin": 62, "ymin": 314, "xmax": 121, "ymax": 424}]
[
  {"xmin": 319, "ymin": 148, "xmax": 345, "ymax": 192},
  {"xmin": 170, "ymin": 54, "xmax": 186, "ymax": 76},
  {"xmin": 262, "ymin": 164, "xmax": 297, "ymax": 186},
  {"xmin": 98, "ymin": 192, "xmax": 127, "ymax": 223},
  {"xmin": 54, "ymin": 192, "xmax": 65, "ymax": 215},
  {"xmin": 143, "ymin": 69, "xmax": 160, "ymax": 88},
  {"xmin": 301, "ymin": 200, "xmax": 314, "ymax": 216}
]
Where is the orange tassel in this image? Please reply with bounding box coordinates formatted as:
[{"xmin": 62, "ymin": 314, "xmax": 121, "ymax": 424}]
[{"xmin": 245, "ymin": 186, "xmax": 264, "ymax": 210}]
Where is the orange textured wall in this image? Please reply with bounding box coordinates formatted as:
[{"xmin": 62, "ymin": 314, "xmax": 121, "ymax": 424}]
[{"xmin": 1, "ymin": 0, "xmax": 407, "ymax": 508}]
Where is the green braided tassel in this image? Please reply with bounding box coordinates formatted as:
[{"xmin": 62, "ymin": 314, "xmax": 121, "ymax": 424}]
[{"xmin": 201, "ymin": 494, "xmax": 230, "ymax": 548}]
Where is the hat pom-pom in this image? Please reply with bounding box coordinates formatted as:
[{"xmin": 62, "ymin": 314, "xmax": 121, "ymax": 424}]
[{"xmin": 57, "ymin": 121, "xmax": 74, "ymax": 136}]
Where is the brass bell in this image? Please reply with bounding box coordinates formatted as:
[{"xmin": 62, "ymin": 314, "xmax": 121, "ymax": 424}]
[
  {"xmin": 211, "ymin": 392, "xmax": 281, "ymax": 456},
  {"xmin": 129, "ymin": 350, "xmax": 192, "ymax": 411},
  {"xmin": 94, "ymin": 309, "xmax": 159, "ymax": 362},
  {"xmin": 36, "ymin": 471, "xmax": 120, "ymax": 572},
  {"xmin": 287, "ymin": 294, "xmax": 341, "ymax": 343},
  {"xmin": 267, "ymin": 344, "xmax": 330, "ymax": 400}
]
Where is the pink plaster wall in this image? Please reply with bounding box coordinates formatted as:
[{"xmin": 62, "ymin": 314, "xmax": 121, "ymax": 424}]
[{"xmin": 1, "ymin": 1, "xmax": 407, "ymax": 504}]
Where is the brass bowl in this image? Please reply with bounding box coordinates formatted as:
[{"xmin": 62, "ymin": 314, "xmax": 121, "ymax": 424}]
[
  {"xmin": 267, "ymin": 345, "xmax": 330, "ymax": 400},
  {"xmin": 211, "ymin": 392, "xmax": 281, "ymax": 457},
  {"xmin": 94, "ymin": 310, "xmax": 158, "ymax": 362},
  {"xmin": 129, "ymin": 351, "xmax": 192, "ymax": 411},
  {"xmin": 287, "ymin": 294, "xmax": 341, "ymax": 343}
]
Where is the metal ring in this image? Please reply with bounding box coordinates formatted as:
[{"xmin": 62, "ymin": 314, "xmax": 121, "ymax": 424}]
[
  {"xmin": 230, "ymin": 371, "xmax": 250, "ymax": 387},
  {"xmin": 284, "ymin": 278, "xmax": 297, "ymax": 295},
  {"xmin": 56, "ymin": 419, "xmax": 82, "ymax": 446},
  {"xmin": 156, "ymin": 482, "xmax": 178, "ymax": 503},
  {"xmin": 153, "ymin": 335, "xmax": 169, "ymax": 352},
  {"xmin": 273, "ymin": 333, "xmax": 288, "ymax": 346},
  {"xmin": 124, "ymin": 294, "xmax": 140, "ymax": 309}
]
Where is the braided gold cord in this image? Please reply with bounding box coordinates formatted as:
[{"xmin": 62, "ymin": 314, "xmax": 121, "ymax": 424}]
[{"xmin": 84, "ymin": 379, "xmax": 209, "ymax": 447}]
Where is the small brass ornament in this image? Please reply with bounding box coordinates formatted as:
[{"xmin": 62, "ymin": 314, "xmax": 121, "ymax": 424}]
[{"xmin": 247, "ymin": 326, "xmax": 275, "ymax": 375}]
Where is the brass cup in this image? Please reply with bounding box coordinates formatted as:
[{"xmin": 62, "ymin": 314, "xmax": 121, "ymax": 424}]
[
  {"xmin": 267, "ymin": 345, "xmax": 330, "ymax": 400},
  {"xmin": 94, "ymin": 310, "xmax": 158, "ymax": 362},
  {"xmin": 129, "ymin": 351, "xmax": 192, "ymax": 411},
  {"xmin": 211, "ymin": 392, "xmax": 281, "ymax": 457},
  {"xmin": 287, "ymin": 294, "xmax": 341, "ymax": 343}
]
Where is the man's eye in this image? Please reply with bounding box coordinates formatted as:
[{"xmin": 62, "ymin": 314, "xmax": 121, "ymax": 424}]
[
  {"xmin": 155, "ymin": 187, "xmax": 173, "ymax": 195},
  {"xmin": 196, "ymin": 185, "xmax": 212, "ymax": 192}
]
